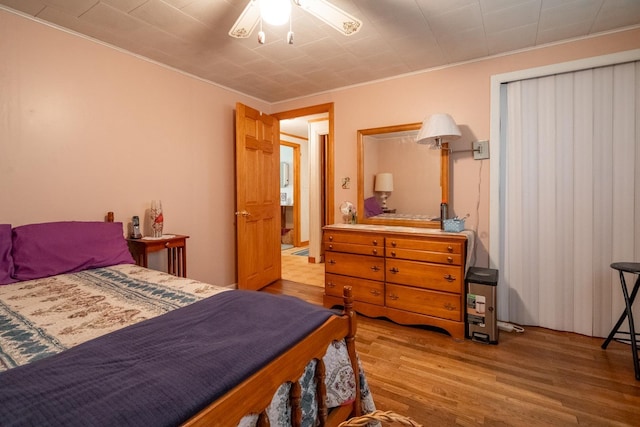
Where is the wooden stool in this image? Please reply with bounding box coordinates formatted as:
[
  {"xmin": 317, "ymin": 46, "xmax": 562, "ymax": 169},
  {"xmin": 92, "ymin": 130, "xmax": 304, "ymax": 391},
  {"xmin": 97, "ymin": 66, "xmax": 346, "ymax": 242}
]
[{"xmin": 601, "ymin": 262, "xmax": 640, "ymax": 380}]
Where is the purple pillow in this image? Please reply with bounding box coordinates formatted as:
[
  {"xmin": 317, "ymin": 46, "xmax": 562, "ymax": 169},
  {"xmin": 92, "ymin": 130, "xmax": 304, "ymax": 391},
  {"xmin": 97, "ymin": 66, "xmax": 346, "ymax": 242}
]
[
  {"xmin": 364, "ymin": 197, "xmax": 383, "ymax": 217},
  {"xmin": 0, "ymin": 224, "xmax": 17, "ymax": 285},
  {"xmin": 12, "ymin": 221, "xmax": 135, "ymax": 281}
]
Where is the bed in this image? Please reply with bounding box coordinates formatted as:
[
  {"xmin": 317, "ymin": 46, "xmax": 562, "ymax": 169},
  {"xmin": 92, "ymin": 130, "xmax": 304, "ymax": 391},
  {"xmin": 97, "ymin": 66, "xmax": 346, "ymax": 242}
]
[
  {"xmin": 0, "ymin": 220, "xmax": 376, "ymax": 426},
  {"xmin": 363, "ymin": 197, "xmax": 437, "ymax": 223}
]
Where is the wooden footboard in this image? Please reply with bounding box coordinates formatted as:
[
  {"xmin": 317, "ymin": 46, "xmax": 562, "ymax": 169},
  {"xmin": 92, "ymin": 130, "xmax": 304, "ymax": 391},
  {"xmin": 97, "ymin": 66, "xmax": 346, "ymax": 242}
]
[
  {"xmin": 105, "ymin": 213, "xmax": 361, "ymax": 425},
  {"xmin": 183, "ymin": 286, "xmax": 360, "ymax": 427}
]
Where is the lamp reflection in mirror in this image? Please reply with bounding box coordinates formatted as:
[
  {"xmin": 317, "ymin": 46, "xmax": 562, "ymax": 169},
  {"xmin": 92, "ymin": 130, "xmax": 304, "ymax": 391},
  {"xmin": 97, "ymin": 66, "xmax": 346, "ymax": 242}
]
[
  {"xmin": 374, "ymin": 173, "xmax": 394, "ymax": 210},
  {"xmin": 416, "ymin": 113, "xmax": 461, "ymax": 148}
]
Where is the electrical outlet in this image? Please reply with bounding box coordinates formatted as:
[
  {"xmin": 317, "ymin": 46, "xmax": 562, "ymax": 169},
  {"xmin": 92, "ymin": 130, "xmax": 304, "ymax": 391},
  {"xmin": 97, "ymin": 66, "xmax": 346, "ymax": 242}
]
[{"xmin": 473, "ymin": 140, "xmax": 489, "ymax": 160}]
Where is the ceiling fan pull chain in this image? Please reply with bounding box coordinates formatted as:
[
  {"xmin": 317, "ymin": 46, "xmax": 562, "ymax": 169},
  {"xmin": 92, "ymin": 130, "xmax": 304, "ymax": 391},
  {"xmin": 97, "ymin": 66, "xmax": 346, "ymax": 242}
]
[
  {"xmin": 258, "ymin": 18, "xmax": 265, "ymax": 44},
  {"xmin": 287, "ymin": 13, "xmax": 294, "ymax": 45}
]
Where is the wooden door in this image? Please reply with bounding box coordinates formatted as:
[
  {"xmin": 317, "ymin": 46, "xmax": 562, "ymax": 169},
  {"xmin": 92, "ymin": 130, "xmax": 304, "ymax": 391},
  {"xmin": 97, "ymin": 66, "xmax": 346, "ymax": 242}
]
[{"xmin": 235, "ymin": 103, "xmax": 281, "ymax": 290}]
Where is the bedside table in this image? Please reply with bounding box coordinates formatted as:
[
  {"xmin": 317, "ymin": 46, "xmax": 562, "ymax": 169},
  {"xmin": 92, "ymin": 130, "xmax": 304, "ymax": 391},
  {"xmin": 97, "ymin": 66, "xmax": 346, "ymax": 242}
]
[{"xmin": 126, "ymin": 235, "xmax": 189, "ymax": 277}]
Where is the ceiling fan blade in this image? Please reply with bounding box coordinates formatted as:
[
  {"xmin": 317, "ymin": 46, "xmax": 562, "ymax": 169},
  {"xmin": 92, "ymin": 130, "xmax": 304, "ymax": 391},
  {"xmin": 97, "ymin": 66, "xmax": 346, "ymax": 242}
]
[
  {"xmin": 229, "ymin": 0, "xmax": 261, "ymax": 38},
  {"xmin": 295, "ymin": 0, "xmax": 362, "ymax": 36}
]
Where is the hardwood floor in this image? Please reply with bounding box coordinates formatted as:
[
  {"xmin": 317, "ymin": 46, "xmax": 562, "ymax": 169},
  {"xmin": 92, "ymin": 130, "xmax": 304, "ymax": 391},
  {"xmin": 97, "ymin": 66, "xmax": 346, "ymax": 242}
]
[{"xmin": 263, "ymin": 280, "xmax": 640, "ymax": 426}]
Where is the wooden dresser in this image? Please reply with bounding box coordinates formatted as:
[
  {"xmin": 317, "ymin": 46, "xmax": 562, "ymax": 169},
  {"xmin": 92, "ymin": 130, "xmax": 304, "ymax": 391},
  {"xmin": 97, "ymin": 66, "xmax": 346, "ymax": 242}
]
[{"xmin": 323, "ymin": 224, "xmax": 470, "ymax": 339}]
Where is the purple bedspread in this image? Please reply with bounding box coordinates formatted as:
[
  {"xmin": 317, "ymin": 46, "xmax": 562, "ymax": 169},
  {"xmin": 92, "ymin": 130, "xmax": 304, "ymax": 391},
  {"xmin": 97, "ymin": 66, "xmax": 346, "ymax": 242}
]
[{"xmin": 0, "ymin": 290, "xmax": 335, "ymax": 427}]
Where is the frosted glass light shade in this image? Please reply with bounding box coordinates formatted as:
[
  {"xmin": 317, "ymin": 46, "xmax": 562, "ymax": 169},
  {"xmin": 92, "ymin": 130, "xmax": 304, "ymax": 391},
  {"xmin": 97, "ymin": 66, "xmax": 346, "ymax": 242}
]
[
  {"xmin": 260, "ymin": 0, "xmax": 291, "ymax": 25},
  {"xmin": 416, "ymin": 113, "xmax": 461, "ymax": 147},
  {"xmin": 374, "ymin": 173, "xmax": 394, "ymax": 192}
]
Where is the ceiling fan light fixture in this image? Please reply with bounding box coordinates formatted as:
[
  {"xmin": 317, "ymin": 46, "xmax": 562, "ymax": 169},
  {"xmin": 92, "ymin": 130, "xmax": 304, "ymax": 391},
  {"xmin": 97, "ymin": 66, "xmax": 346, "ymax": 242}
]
[
  {"xmin": 260, "ymin": 0, "xmax": 291, "ymax": 26},
  {"xmin": 229, "ymin": 0, "xmax": 362, "ymax": 41}
]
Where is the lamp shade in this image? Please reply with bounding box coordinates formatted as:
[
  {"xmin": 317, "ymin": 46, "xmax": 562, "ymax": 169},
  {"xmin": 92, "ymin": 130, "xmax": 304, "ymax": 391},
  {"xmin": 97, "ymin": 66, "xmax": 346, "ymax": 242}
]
[
  {"xmin": 374, "ymin": 173, "xmax": 394, "ymax": 192},
  {"xmin": 416, "ymin": 113, "xmax": 461, "ymax": 146}
]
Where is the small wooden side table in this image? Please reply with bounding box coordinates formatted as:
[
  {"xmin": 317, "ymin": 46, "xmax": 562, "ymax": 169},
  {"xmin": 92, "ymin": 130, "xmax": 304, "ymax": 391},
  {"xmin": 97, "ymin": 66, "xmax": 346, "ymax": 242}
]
[{"xmin": 126, "ymin": 235, "xmax": 189, "ymax": 277}]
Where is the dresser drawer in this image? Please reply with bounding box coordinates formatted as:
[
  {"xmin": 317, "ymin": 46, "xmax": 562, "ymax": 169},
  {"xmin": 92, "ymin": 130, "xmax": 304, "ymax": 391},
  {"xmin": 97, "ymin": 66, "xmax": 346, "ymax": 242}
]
[
  {"xmin": 386, "ymin": 259, "xmax": 463, "ymax": 293},
  {"xmin": 325, "ymin": 252, "xmax": 385, "ymax": 281},
  {"xmin": 325, "ymin": 273, "xmax": 384, "ymax": 305},
  {"xmin": 386, "ymin": 237, "xmax": 463, "ymax": 254},
  {"xmin": 325, "ymin": 242, "xmax": 383, "ymax": 256},
  {"xmin": 386, "ymin": 247, "xmax": 462, "ymax": 265},
  {"xmin": 324, "ymin": 230, "xmax": 384, "ymax": 247},
  {"xmin": 386, "ymin": 284, "xmax": 462, "ymax": 321}
]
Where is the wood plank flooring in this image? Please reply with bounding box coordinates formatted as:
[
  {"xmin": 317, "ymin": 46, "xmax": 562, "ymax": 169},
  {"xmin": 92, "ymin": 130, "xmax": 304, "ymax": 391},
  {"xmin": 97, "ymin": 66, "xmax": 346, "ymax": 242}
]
[{"xmin": 263, "ymin": 280, "xmax": 640, "ymax": 426}]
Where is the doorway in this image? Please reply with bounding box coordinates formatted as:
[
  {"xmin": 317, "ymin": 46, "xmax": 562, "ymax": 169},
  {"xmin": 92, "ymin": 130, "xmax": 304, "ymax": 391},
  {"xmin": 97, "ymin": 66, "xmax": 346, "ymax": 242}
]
[
  {"xmin": 274, "ymin": 103, "xmax": 334, "ymax": 284},
  {"xmin": 279, "ymin": 141, "xmax": 301, "ymax": 249}
]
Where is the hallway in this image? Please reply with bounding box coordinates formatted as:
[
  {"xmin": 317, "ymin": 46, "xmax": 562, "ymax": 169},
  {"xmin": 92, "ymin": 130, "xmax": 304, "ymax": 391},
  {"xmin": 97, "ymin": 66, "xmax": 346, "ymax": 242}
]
[{"xmin": 281, "ymin": 246, "xmax": 324, "ymax": 288}]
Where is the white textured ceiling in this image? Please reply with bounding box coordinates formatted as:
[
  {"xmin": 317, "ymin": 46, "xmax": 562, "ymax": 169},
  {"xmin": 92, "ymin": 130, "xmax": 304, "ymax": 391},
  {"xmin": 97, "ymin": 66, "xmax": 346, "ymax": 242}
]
[{"xmin": 2, "ymin": 0, "xmax": 640, "ymax": 103}]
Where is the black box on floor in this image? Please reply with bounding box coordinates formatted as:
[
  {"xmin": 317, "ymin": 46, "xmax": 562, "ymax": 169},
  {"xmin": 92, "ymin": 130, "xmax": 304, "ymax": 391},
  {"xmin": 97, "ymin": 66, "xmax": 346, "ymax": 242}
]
[{"xmin": 465, "ymin": 267, "xmax": 499, "ymax": 344}]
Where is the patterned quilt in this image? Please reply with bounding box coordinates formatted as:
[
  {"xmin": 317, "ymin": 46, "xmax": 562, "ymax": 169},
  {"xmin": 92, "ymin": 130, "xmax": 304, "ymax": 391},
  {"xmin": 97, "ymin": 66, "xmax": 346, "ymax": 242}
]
[
  {"xmin": 0, "ymin": 264, "xmax": 229, "ymax": 370},
  {"xmin": 0, "ymin": 264, "xmax": 376, "ymax": 426}
]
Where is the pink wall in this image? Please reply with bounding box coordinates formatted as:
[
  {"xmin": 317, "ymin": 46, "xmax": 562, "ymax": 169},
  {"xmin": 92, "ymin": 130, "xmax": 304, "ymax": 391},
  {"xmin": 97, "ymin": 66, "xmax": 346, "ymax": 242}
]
[
  {"xmin": 274, "ymin": 28, "xmax": 640, "ymax": 266},
  {"xmin": 0, "ymin": 9, "xmax": 269, "ymax": 286},
  {"xmin": 2, "ymin": 6, "xmax": 640, "ymax": 282}
]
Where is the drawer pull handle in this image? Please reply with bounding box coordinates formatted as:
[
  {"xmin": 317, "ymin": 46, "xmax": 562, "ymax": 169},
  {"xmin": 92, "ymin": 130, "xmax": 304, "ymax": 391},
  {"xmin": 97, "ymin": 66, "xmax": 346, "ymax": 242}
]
[
  {"xmin": 390, "ymin": 251, "xmax": 396, "ymax": 257},
  {"xmin": 329, "ymin": 236, "xmax": 334, "ymax": 241},
  {"xmin": 388, "ymin": 293, "xmax": 399, "ymax": 300},
  {"xmin": 443, "ymin": 274, "xmax": 456, "ymax": 282},
  {"xmin": 447, "ymin": 245, "xmax": 453, "ymax": 253},
  {"xmin": 327, "ymin": 282, "xmax": 335, "ymax": 288},
  {"xmin": 371, "ymin": 265, "xmax": 380, "ymax": 272},
  {"xmin": 372, "ymin": 249, "xmax": 378, "ymax": 255},
  {"xmin": 447, "ymin": 256, "xmax": 453, "ymax": 263},
  {"xmin": 165, "ymin": 242, "xmax": 170, "ymax": 248},
  {"xmin": 328, "ymin": 244, "xmax": 333, "ymax": 250},
  {"xmin": 389, "ymin": 267, "xmax": 399, "ymax": 274},
  {"xmin": 328, "ymin": 259, "xmax": 336, "ymax": 265},
  {"xmin": 444, "ymin": 303, "xmax": 456, "ymax": 311},
  {"xmin": 370, "ymin": 289, "xmax": 380, "ymax": 296},
  {"xmin": 372, "ymin": 239, "xmax": 378, "ymax": 246},
  {"xmin": 391, "ymin": 241, "xmax": 397, "ymax": 247}
]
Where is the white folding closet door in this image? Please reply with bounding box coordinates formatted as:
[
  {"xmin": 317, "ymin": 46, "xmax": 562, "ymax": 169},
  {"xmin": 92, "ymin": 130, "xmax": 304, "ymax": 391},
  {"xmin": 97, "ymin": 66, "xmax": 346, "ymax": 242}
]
[{"xmin": 501, "ymin": 61, "xmax": 640, "ymax": 337}]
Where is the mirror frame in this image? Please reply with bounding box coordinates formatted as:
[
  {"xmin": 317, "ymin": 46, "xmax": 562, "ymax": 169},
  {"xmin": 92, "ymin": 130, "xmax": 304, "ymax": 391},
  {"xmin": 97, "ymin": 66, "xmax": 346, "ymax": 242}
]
[{"xmin": 356, "ymin": 122, "xmax": 450, "ymax": 229}]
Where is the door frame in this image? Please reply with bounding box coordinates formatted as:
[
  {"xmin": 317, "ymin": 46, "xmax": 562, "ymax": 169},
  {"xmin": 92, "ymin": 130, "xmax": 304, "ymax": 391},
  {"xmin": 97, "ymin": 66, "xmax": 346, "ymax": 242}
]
[
  {"xmin": 273, "ymin": 103, "xmax": 335, "ymax": 262},
  {"xmin": 280, "ymin": 140, "xmax": 301, "ymax": 247}
]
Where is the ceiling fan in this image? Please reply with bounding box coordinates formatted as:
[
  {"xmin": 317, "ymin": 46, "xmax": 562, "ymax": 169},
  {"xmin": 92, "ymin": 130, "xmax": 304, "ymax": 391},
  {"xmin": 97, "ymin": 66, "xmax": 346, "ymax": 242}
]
[{"xmin": 229, "ymin": 0, "xmax": 362, "ymax": 43}]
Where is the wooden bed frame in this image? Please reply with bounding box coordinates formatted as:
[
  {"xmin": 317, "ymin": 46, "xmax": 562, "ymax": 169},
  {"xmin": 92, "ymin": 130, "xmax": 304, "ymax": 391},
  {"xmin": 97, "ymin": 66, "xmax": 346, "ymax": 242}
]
[
  {"xmin": 184, "ymin": 286, "xmax": 361, "ymax": 426},
  {"xmin": 107, "ymin": 214, "xmax": 362, "ymax": 426}
]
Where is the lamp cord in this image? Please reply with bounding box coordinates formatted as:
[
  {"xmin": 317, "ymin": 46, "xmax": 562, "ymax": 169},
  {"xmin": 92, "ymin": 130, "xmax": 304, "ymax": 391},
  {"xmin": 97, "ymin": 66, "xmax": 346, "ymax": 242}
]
[
  {"xmin": 474, "ymin": 158, "xmax": 482, "ymax": 233},
  {"xmin": 498, "ymin": 321, "xmax": 525, "ymax": 333}
]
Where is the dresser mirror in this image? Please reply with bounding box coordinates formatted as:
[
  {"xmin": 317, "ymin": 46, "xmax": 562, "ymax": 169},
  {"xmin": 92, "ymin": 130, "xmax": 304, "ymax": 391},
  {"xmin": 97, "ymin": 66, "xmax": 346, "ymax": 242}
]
[{"xmin": 357, "ymin": 122, "xmax": 450, "ymax": 229}]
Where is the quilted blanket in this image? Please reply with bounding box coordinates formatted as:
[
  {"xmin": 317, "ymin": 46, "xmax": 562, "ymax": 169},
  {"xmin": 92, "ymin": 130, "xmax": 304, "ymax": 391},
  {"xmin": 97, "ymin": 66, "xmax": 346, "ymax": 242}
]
[
  {"xmin": 0, "ymin": 265, "xmax": 377, "ymax": 426},
  {"xmin": 0, "ymin": 290, "xmax": 335, "ymax": 426},
  {"xmin": 0, "ymin": 264, "xmax": 229, "ymax": 370}
]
